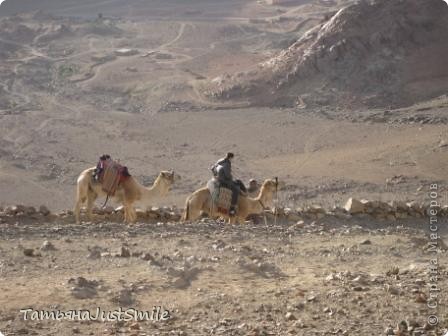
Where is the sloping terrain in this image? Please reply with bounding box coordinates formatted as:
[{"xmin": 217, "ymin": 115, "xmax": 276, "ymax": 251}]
[
  {"xmin": 0, "ymin": 0, "xmax": 446, "ymax": 212},
  {"xmin": 0, "ymin": 1, "xmax": 448, "ymax": 336},
  {"xmin": 206, "ymin": 0, "xmax": 448, "ymax": 109}
]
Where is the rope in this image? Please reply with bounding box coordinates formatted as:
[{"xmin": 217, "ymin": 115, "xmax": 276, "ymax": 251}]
[
  {"xmin": 101, "ymin": 194, "xmax": 110, "ymax": 208},
  {"xmin": 274, "ymin": 177, "xmax": 279, "ymax": 226}
]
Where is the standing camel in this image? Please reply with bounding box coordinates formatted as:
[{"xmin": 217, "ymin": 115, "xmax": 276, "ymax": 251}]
[
  {"xmin": 182, "ymin": 178, "xmax": 280, "ymax": 224},
  {"xmin": 74, "ymin": 168, "xmax": 178, "ymax": 224}
]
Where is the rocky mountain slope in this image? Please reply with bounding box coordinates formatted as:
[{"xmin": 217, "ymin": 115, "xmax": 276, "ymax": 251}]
[{"xmin": 206, "ymin": 0, "xmax": 448, "ymax": 109}]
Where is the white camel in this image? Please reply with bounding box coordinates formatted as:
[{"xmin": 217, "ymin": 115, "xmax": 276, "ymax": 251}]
[{"xmin": 74, "ymin": 168, "xmax": 178, "ymax": 224}]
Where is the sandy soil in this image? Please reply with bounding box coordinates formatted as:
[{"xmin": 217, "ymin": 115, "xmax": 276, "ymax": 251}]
[
  {"xmin": 0, "ymin": 5, "xmax": 447, "ymax": 210},
  {"xmin": 0, "ymin": 1, "xmax": 447, "ymax": 335},
  {"xmin": 0, "ymin": 217, "xmax": 447, "ymax": 335}
]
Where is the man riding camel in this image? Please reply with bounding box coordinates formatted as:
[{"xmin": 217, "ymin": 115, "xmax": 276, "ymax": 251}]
[{"xmin": 211, "ymin": 152, "xmax": 245, "ymax": 216}]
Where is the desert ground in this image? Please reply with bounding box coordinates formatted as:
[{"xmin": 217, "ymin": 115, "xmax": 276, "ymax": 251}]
[{"xmin": 0, "ymin": 0, "xmax": 447, "ymax": 335}]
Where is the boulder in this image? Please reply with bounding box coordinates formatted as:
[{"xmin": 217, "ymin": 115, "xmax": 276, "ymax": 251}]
[
  {"xmin": 135, "ymin": 208, "xmax": 147, "ymax": 219},
  {"xmin": 39, "ymin": 205, "xmax": 51, "ymax": 216},
  {"xmin": 344, "ymin": 198, "xmax": 365, "ymax": 214}
]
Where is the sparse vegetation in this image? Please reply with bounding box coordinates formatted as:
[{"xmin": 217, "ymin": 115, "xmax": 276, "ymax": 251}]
[{"xmin": 57, "ymin": 63, "xmax": 79, "ymax": 79}]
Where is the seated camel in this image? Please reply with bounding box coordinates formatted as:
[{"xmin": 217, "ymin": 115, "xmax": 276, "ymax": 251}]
[
  {"xmin": 74, "ymin": 168, "xmax": 178, "ymax": 224},
  {"xmin": 181, "ymin": 178, "xmax": 281, "ymax": 224}
]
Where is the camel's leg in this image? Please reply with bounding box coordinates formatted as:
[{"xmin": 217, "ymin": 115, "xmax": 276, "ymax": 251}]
[
  {"xmin": 123, "ymin": 203, "xmax": 133, "ymax": 223},
  {"xmin": 181, "ymin": 199, "xmax": 191, "ymax": 222},
  {"xmin": 123, "ymin": 205, "xmax": 129, "ymax": 223},
  {"xmin": 123, "ymin": 205, "xmax": 128, "ymax": 222},
  {"xmin": 74, "ymin": 196, "xmax": 85, "ymax": 224},
  {"xmin": 74, "ymin": 192, "xmax": 85, "ymax": 224},
  {"xmin": 182, "ymin": 199, "xmax": 202, "ymax": 222},
  {"xmin": 86, "ymin": 190, "xmax": 97, "ymax": 222},
  {"xmin": 188, "ymin": 205, "xmax": 203, "ymax": 222},
  {"xmin": 74, "ymin": 179, "xmax": 89, "ymax": 224},
  {"xmin": 129, "ymin": 206, "xmax": 137, "ymax": 223}
]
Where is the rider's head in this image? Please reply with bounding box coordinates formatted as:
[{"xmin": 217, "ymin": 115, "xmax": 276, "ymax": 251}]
[{"xmin": 226, "ymin": 152, "xmax": 234, "ymax": 161}]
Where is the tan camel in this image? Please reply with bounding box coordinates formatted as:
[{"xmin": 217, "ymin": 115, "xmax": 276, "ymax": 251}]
[
  {"xmin": 182, "ymin": 178, "xmax": 280, "ymax": 224},
  {"xmin": 74, "ymin": 168, "xmax": 178, "ymax": 224}
]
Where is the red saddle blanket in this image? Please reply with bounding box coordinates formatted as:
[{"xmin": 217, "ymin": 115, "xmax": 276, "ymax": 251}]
[
  {"xmin": 96, "ymin": 156, "xmax": 130, "ymax": 196},
  {"xmin": 207, "ymin": 178, "xmax": 236, "ymax": 215}
]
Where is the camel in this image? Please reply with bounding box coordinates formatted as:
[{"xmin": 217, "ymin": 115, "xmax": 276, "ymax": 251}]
[
  {"xmin": 74, "ymin": 168, "xmax": 178, "ymax": 224},
  {"xmin": 182, "ymin": 178, "xmax": 280, "ymax": 224}
]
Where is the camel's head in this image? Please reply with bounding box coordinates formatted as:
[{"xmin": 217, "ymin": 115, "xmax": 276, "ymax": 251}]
[
  {"xmin": 260, "ymin": 177, "xmax": 281, "ymax": 193},
  {"xmin": 159, "ymin": 170, "xmax": 180, "ymax": 188}
]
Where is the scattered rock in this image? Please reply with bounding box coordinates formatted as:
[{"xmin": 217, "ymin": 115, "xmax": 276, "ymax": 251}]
[
  {"xmin": 386, "ymin": 266, "xmax": 400, "ymax": 276},
  {"xmin": 23, "ymin": 248, "xmax": 35, "ymax": 257},
  {"xmin": 344, "ymin": 198, "xmax": 365, "ymax": 214},
  {"xmin": 112, "ymin": 289, "xmax": 134, "ymax": 306},
  {"xmin": 167, "ymin": 266, "xmax": 202, "ymax": 289},
  {"xmin": 40, "ymin": 241, "xmax": 57, "ymax": 251},
  {"xmin": 385, "ymin": 326, "xmax": 395, "ymax": 335},
  {"xmin": 285, "ymin": 312, "xmax": 297, "ymax": 321},
  {"xmin": 115, "ymin": 48, "xmax": 138, "ymax": 56},
  {"xmin": 119, "ymin": 246, "xmax": 131, "ymax": 258},
  {"xmin": 385, "ymin": 284, "xmax": 400, "ymax": 296},
  {"xmin": 87, "ymin": 246, "xmax": 106, "ymax": 259},
  {"xmin": 69, "ymin": 277, "xmax": 98, "ymax": 299}
]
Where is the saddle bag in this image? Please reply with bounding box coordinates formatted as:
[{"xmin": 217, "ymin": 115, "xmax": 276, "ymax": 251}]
[{"xmin": 95, "ymin": 155, "xmax": 130, "ymax": 196}]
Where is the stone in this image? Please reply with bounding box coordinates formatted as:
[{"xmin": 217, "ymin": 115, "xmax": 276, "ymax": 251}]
[
  {"xmin": 415, "ymin": 293, "xmax": 427, "ymax": 303},
  {"xmin": 308, "ymin": 205, "xmax": 326, "ymax": 214},
  {"xmin": 87, "ymin": 246, "xmax": 105, "ymax": 259},
  {"xmin": 385, "ymin": 326, "xmax": 395, "ymax": 335},
  {"xmin": 285, "ymin": 312, "xmax": 297, "ymax": 321},
  {"xmin": 6, "ymin": 205, "xmax": 26, "ymax": 216},
  {"xmin": 135, "ymin": 208, "xmax": 147, "ymax": 219},
  {"xmin": 386, "ymin": 285, "xmax": 400, "ymax": 295},
  {"xmin": 69, "ymin": 277, "xmax": 98, "ymax": 299},
  {"xmin": 23, "ymin": 248, "xmax": 35, "ymax": 257},
  {"xmin": 388, "ymin": 200, "xmax": 408, "ymax": 211},
  {"xmin": 112, "ymin": 289, "xmax": 134, "ymax": 305},
  {"xmin": 71, "ymin": 286, "xmax": 97, "ymax": 299},
  {"xmin": 287, "ymin": 212, "xmax": 303, "ymax": 222},
  {"xmin": 120, "ymin": 246, "xmax": 131, "ymax": 258},
  {"xmin": 115, "ymin": 206, "xmax": 124, "ymax": 213},
  {"xmin": 41, "ymin": 241, "xmax": 57, "ymax": 251},
  {"xmin": 172, "ymin": 277, "xmax": 190, "ymax": 289},
  {"xmin": 386, "ymin": 266, "xmax": 399, "ymax": 276},
  {"xmin": 115, "ymin": 48, "xmax": 139, "ymax": 56},
  {"xmin": 344, "ymin": 198, "xmax": 365, "ymax": 214},
  {"xmin": 38, "ymin": 205, "xmax": 50, "ymax": 216},
  {"xmin": 25, "ymin": 206, "xmax": 37, "ymax": 215}
]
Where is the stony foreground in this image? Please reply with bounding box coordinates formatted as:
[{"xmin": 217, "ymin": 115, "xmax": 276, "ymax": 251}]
[
  {"xmin": 1, "ymin": 196, "xmax": 447, "ymax": 226},
  {"xmin": 0, "ymin": 216, "xmax": 447, "ymax": 336}
]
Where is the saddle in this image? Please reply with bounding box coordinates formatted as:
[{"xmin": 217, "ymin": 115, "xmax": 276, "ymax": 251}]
[
  {"xmin": 94, "ymin": 155, "xmax": 131, "ymax": 196},
  {"xmin": 207, "ymin": 178, "xmax": 241, "ymax": 215}
]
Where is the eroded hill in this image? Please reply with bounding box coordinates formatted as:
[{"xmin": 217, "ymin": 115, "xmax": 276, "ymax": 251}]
[{"xmin": 205, "ymin": 0, "xmax": 448, "ymax": 109}]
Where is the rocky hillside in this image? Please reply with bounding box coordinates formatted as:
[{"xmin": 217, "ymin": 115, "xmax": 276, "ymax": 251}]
[{"xmin": 205, "ymin": 0, "xmax": 448, "ymax": 108}]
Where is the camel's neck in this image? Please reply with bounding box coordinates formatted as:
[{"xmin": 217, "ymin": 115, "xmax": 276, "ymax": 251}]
[
  {"xmin": 138, "ymin": 176, "xmax": 169, "ymax": 205},
  {"xmin": 256, "ymin": 188, "xmax": 274, "ymax": 206},
  {"xmin": 246, "ymin": 188, "xmax": 275, "ymax": 214}
]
